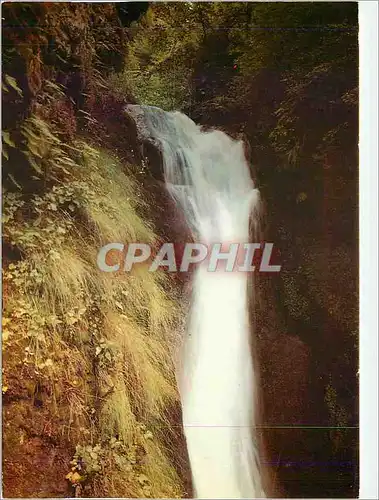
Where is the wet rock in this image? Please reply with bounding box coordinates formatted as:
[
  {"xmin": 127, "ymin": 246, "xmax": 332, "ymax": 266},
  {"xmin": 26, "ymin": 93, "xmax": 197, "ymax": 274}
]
[{"xmin": 124, "ymin": 105, "xmax": 164, "ymax": 180}]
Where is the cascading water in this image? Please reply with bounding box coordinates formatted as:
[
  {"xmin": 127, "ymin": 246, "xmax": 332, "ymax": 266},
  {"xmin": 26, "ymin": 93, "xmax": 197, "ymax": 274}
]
[{"xmin": 127, "ymin": 105, "xmax": 265, "ymax": 499}]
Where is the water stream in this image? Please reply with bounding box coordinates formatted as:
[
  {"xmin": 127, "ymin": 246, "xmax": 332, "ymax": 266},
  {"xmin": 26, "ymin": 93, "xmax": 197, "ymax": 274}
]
[{"xmin": 128, "ymin": 105, "xmax": 265, "ymax": 499}]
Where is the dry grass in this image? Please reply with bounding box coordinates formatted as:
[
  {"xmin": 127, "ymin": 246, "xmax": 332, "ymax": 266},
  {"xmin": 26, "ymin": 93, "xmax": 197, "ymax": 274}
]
[{"xmin": 2, "ymin": 140, "xmax": 184, "ymax": 497}]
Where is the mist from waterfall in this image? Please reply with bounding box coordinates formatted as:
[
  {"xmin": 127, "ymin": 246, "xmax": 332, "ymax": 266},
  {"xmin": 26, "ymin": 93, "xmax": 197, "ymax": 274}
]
[{"xmin": 129, "ymin": 105, "xmax": 265, "ymax": 499}]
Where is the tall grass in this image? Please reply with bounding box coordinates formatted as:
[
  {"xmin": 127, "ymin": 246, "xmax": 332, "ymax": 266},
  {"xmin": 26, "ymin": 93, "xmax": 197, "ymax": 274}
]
[{"xmin": 2, "ymin": 125, "xmax": 184, "ymax": 497}]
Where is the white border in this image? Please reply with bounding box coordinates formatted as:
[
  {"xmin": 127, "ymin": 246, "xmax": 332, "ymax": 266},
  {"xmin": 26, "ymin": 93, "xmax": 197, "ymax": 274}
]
[{"xmin": 359, "ymin": 2, "xmax": 378, "ymax": 499}]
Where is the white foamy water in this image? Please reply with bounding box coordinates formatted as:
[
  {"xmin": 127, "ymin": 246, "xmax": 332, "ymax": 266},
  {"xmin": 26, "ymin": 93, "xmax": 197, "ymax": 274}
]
[{"xmin": 128, "ymin": 105, "xmax": 265, "ymax": 499}]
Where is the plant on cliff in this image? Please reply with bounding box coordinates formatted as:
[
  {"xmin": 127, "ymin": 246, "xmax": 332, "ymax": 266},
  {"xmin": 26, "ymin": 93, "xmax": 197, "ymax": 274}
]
[
  {"xmin": 2, "ymin": 3, "xmax": 189, "ymax": 495},
  {"xmin": 2, "ymin": 108, "xmax": 184, "ymax": 497}
]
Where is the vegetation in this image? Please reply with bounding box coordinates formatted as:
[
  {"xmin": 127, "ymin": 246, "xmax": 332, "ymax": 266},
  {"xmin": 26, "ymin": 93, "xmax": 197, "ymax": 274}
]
[
  {"xmin": 2, "ymin": 114, "xmax": 183, "ymax": 496},
  {"xmin": 2, "ymin": 5, "xmax": 185, "ymax": 491}
]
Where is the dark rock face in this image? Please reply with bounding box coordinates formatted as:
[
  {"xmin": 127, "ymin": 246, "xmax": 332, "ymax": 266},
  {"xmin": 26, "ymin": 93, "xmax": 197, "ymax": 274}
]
[
  {"xmin": 141, "ymin": 139, "xmax": 164, "ymax": 180},
  {"xmin": 124, "ymin": 105, "xmax": 165, "ymax": 180},
  {"xmin": 116, "ymin": 2, "xmax": 149, "ymax": 27}
]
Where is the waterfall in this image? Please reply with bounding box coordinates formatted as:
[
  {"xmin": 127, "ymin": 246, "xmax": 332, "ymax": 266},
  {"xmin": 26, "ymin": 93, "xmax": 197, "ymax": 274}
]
[{"xmin": 127, "ymin": 105, "xmax": 265, "ymax": 499}]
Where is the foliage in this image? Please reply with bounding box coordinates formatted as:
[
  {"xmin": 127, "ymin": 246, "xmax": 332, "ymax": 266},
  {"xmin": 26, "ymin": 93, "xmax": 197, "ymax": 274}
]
[
  {"xmin": 66, "ymin": 433, "xmax": 157, "ymax": 497},
  {"xmin": 2, "ymin": 124, "xmax": 183, "ymax": 497},
  {"xmin": 109, "ymin": 3, "xmax": 204, "ymax": 110},
  {"xmin": 122, "ymin": 2, "xmax": 357, "ymax": 166}
]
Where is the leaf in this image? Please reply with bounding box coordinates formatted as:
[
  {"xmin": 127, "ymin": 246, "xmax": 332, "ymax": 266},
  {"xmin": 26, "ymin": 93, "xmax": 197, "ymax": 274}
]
[
  {"xmin": 66, "ymin": 316, "xmax": 78, "ymax": 326},
  {"xmin": 296, "ymin": 192, "xmax": 308, "ymax": 203},
  {"xmin": 45, "ymin": 80, "xmax": 64, "ymax": 92},
  {"xmin": 2, "ymin": 131, "xmax": 15, "ymax": 148},
  {"xmin": 66, "ymin": 471, "xmax": 83, "ymax": 484},
  {"xmin": 137, "ymin": 474, "xmax": 149, "ymax": 485},
  {"xmin": 25, "ymin": 153, "xmax": 43, "ymax": 175},
  {"xmin": 144, "ymin": 430, "xmax": 153, "ymax": 440},
  {"xmin": 8, "ymin": 174, "xmax": 22, "ymax": 190},
  {"xmin": 5, "ymin": 75, "xmax": 23, "ymax": 97}
]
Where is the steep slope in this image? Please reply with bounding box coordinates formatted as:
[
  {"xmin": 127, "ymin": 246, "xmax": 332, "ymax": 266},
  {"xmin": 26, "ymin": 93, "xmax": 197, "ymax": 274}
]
[{"xmin": 2, "ymin": 3, "xmax": 187, "ymax": 497}]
